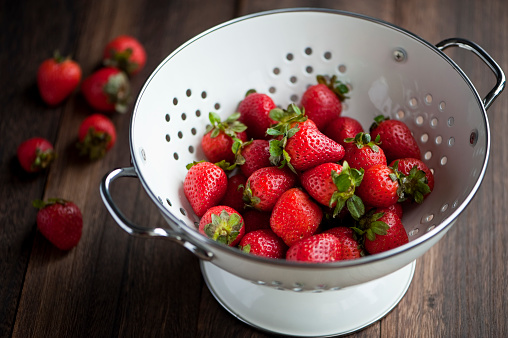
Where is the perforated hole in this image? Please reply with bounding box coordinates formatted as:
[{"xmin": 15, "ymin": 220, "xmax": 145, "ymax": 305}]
[
  {"xmin": 424, "ymin": 151, "xmax": 432, "ymax": 160},
  {"xmin": 305, "ymin": 66, "xmax": 313, "ymax": 74},
  {"xmin": 165, "ymin": 114, "xmax": 170, "ymax": 122},
  {"xmin": 421, "ymin": 133, "xmax": 429, "ymax": 143},
  {"xmin": 181, "ymin": 113, "xmax": 187, "ymax": 120},
  {"xmin": 186, "ymin": 89, "xmax": 192, "ymax": 97},
  {"xmin": 338, "ymin": 64, "xmax": 347, "ymax": 73},
  {"xmin": 290, "ymin": 94, "xmax": 299, "ymax": 102},
  {"xmin": 324, "ymin": 51, "xmax": 332, "ymax": 60},
  {"xmin": 430, "ymin": 118, "xmax": 438, "ymax": 127},
  {"xmin": 269, "ymin": 86, "xmax": 276, "ymax": 94},
  {"xmin": 201, "ymin": 91, "xmax": 207, "ymax": 99},
  {"xmin": 173, "ymin": 152, "xmax": 179, "ymax": 160},
  {"xmin": 425, "ymin": 94, "xmax": 433, "ymax": 104},
  {"xmin": 439, "ymin": 101, "xmax": 446, "ymax": 111},
  {"xmin": 173, "ymin": 98, "xmax": 178, "ymax": 105},
  {"xmin": 286, "ymin": 53, "xmax": 294, "ymax": 61},
  {"xmin": 447, "ymin": 117, "xmax": 454, "ymax": 126},
  {"xmin": 409, "ymin": 97, "xmax": 418, "ymax": 108},
  {"xmin": 427, "ymin": 225, "xmax": 436, "ymax": 232},
  {"xmin": 448, "ymin": 137, "xmax": 455, "ymax": 146},
  {"xmin": 396, "ymin": 109, "xmax": 406, "ymax": 119},
  {"xmin": 415, "ymin": 116, "xmax": 424, "ymax": 125},
  {"xmin": 290, "ymin": 76, "xmax": 297, "ymax": 84},
  {"xmin": 422, "ymin": 214, "xmax": 434, "ymax": 223},
  {"xmin": 435, "ymin": 135, "xmax": 442, "ymax": 145},
  {"xmin": 191, "ymin": 127, "xmax": 197, "ymax": 135},
  {"xmin": 166, "ymin": 198, "xmax": 172, "ymax": 207},
  {"xmin": 178, "ymin": 131, "xmax": 183, "ymax": 139},
  {"xmin": 165, "ymin": 134, "xmax": 170, "ymax": 142},
  {"xmin": 189, "ymin": 145, "xmax": 194, "ymax": 153},
  {"xmin": 409, "ymin": 228, "xmax": 419, "ymax": 236},
  {"xmin": 440, "ymin": 156, "xmax": 448, "ymax": 165},
  {"xmin": 195, "ymin": 110, "xmax": 201, "ymax": 117},
  {"xmin": 440, "ymin": 204, "xmax": 449, "ymax": 212},
  {"xmin": 179, "ymin": 208, "xmax": 186, "ymax": 216},
  {"xmin": 304, "ymin": 47, "xmax": 312, "ymax": 55},
  {"xmin": 214, "ymin": 103, "xmax": 221, "ymax": 110},
  {"xmin": 273, "ymin": 67, "xmax": 280, "ymax": 75}
]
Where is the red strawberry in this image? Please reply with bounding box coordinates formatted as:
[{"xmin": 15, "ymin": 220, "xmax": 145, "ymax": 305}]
[
  {"xmin": 300, "ymin": 162, "xmax": 365, "ymax": 219},
  {"xmin": 270, "ymin": 188, "xmax": 322, "ymax": 246},
  {"xmin": 184, "ymin": 161, "xmax": 228, "ymax": 217},
  {"xmin": 356, "ymin": 164, "xmax": 400, "ymax": 208},
  {"xmin": 376, "ymin": 203, "xmax": 403, "ymax": 220},
  {"xmin": 33, "ymin": 198, "xmax": 83, "ymax": 250},
  {"xmin": 76, "ymin": 113, "xmax": 117, "ymax": 160},
  {"xmin": 81, "ymin": 67, "xmax": 130, "ymax": 113},
  {"xmin": 300, "ymin": 75, "xmax": 349, "ymax": 131},
  {"xmin": 324, "ymin": 227, "xmax": 362, "ymax": 260},
  {"xmin": 343, "ymin": 132, "xmax": 387, "ymax": 171},
  {"xmin": 268, "ymin": 104, "xmax": 344, "ymax": 172},
  {"xmin": 370, "ymin": 115, "xmax": 421, "ymax": 162},
  {"xmin": 219, "ymin": 173, "xmax": 246, "ymax": 212},
  {"xmin": 357, "ymin": 208, "xmax": 409, "ymax": 255},
  {"xmin": 103, "ymin": 35, "xmax": 147, "ymax": 76},
  {"xmin": 286, "ymin": 233, "xmax": 342, "ymax": 263},
  {"xmin": 241, "ymin": 209, "xmax": 271, "ymax": 233},
  {"xmin": 243, "ymin": 166, "xmax": 296, "ymax": 212},
  {"xmin": 17, "ymin": 137, "xmax": 56, "ymax": 173},
  {"xmin": 239, "ymin": 229, "xmax": 288, "ymax": 259},
  {"xmin": 201, "ymin": 112, "xmax": 247, "ymax": 164},
  {"xmin": 237, "ymin": 90, "xmax": 277, "ymax": 140},
  {"xmin": 390, "ymin": 158, "xmax": 434, "ymax": 203},
  {"xmin": 236, "ymin": 139, "xmax": 271, "ymax": 178},
  {"xmin": 37, "ymin": 51, "xmax": 82, "ymax": 106},
  {"xmin": 323, "ymin": 116, "xmax": 364, "ymax": 151},
  {"xmin": 198, "ymin": 205, "xmax": 245, "ymax": 246}
]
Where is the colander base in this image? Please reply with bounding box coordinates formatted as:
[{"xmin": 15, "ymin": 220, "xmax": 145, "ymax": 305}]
[{"xmin": 201, "ymin": 260, "xmax": 415, "ymax": 337}]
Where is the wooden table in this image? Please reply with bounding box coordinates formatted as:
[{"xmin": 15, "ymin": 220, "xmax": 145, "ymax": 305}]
[{"xmin": 2, "ymin": 0, "xmax": 507, "ymax": 337}]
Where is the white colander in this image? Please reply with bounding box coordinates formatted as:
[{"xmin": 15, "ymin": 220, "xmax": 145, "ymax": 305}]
[{"xmin": 100, "ymin": 8, "xmax": 505, "ymax": 337}]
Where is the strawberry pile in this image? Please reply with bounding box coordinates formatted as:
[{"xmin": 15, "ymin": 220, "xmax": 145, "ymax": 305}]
[{"xmin": 184, "ymin": 75, "xmax": 434, "ymax": 263}]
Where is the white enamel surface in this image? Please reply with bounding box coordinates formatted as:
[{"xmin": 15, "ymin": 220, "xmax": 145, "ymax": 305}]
[
  {"xmin": 202, "ymin": 260, "xmax": 416, "ymax": 337},
  {"xmin": 130, "ymin": 9, "xmax": 488, "ymax": 289}
]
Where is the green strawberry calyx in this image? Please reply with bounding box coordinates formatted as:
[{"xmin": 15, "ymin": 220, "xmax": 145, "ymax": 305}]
[
  {"xmin": 32, "ymin": 147, "xmax": 56, "ymax": 171},
  {"xmin": 316, "ymin": 74, "xmax": 350, "ymax": 101},
  {"xmin": 104, "ymin": 71, "xmax": 130, "ymax": 114},
  {"xmin": 241, "ymin": 180, "xmax": 261, "ymax": 208},
  {"xmin": 393, "ymin": 161, "xmax": 431, "ymax": 204},
  {"xmin": 76, "ymin": 127, "xmax": 112, "ymax": 161},
  {"xmin": 204, "ymin": 209, "xmax": 243, "ymax": 245},
  {"xmin": 32, "ymin": 198, "xmax": 68, "ymax": 210},
  {"xmin": 205, "ymin": 112, "xmax": 247, "ymax": 139},
  {"xmin": 344, "ymin": 132, "xmax": 382, "ymax": 152},
  {"xmin": 369, "ymin": 114, "xmax": 390, "ymax": 132},
  {"xmin": 352, "ymin": 210, "xmax": 389, "ymax": 242},
  {"xmin": 329, "ymin": 161, "xmax": 365, "ymax": 219},
  {"xmin": 267, "ymin": 103, "xmax": 307, "ymax": 173},
  {"xmin": 103, "ymin": 48, "xmax": 139, "ymax": 75}
]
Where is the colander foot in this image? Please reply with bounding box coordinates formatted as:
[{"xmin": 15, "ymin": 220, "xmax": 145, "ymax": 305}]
[{"xmin": 201, "ymin": 260, "xmax": 415, "ymax": 337}]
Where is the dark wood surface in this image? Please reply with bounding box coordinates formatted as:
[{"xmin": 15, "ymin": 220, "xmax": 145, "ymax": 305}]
[{"xmin": 1, "ymin": 0, "xmax": 507, "ymax": 337}]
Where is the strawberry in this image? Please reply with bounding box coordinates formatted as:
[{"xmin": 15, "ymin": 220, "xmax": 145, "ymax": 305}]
[
  {"xmin": 241, "ymin": 209, "xmax": 271, "ymax": 233},
  {"xmin": 267, "ymin": 104, "xmax": 344, "ymax": 172},
  {"xmin": 242, "ymin": 166, "xmax": 296, "ymax": 212},
  {"xmin": 356, "ymin": 164, "xmax": 400, "ymax": 208},
  {"xmin": 236, "ymin": 139, "xmax": 271, "ymax": 178},
  {"xmin": 300, "ymin": 161, "xmax": 365, "ymax": 219},
  {"xmin": 76, "ymin": 113, "xmax": 117, "ymax": 160},
  {"xmin": 184, "ymin": 161, "xmax": 228, "ymax": 217},
  {"xmin": 390, "ymin": 158, "xmax": 433, "ymax": 203},
  {"xmin": 103, "ymin": 35, "xmax": 147, "ymax": 76},
  {"xmin": 300, "ymin": 75, "xmax": 349, "ymax": 131},
  {"xmin": 239, "ymin": 229, "xmax": 288, "ymax": 259},
  {"xmin": 81, "ymin": 67, "xmax": 130, "ymax": 113},
  {"xmin": 270, "ymin": 188, "xmax": 322, "ymax": 246},
  {"xmin": 323, "ymin": 116, "xmax": 364, "ymax": 151},
  {"xmin": 324, "ymin": 226, "xmax": 362, "ymax": 260},
  {"xmin": 198, "ymin": 205, "xmax": 245, "ymax": 246},
  {"xmin": 370, "ymin": 115, "xmax": 421, "ymax": 163},
  {"xmin": 343, "ymin": 132, "xmax": 387, "ymax": 171},
  {"xmin": 17, "ymin": 137, "xmax": 56, "ymax": 173},
  {"xmin": 219, "ymin": 173, "xmax": 246, "ymax": 212},
  {"xmin": 37, "ymin": 51, "xmax": 82, "ymax": 106},
  {"xmin": 201, "ymin": 112, "xmax": 247, "ymax": 164},
  {"xmin": 376, "ymin": 203, "xmax": 403, "ymax": 220},
  {"xmin": 286, "ymin": 233, "xmax": 342, "ymax": 263},
  {"xmin": 356, "ymin": 208, "xmax": 409, "ymax": 255},
  {"xmin": 33, "ymin": 198, "xmax": 83, "ymax": 250},
  {"xmin": 237, "ymin": 90, "xmax": 277, "ymax": 140}
]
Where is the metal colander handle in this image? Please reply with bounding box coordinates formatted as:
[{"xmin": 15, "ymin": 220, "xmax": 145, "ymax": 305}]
[
  {"xmin": 436, "ymin": 37, "xmax": 506, "ymax": 110},
  {"xmin": 100, "ymin": 167, "xmax": 214, "ymax": 261}
]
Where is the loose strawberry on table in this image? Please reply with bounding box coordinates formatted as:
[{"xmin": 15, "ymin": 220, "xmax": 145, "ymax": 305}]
[
  {"xmin": 184, "ymin": 161, "xmax": 228, "ymax": 217},
  {"xmin": 103, "ymin": 35, "xmax": 147, "ymax": 76},
  {"xmin": 239, "ymin": 229, "xmax": 288, "ymax": 259},
  {"xmin": 201, "ymin": 112, "xmax": 247, "ymax": 164},
  {"xmin": 370, "ymin": 115, "xmax": 421, "ymax": 163},
  {"xmin": 300, "ymin": 75, "xmax": 349, "ymax": 131},
  {"xmin": 33, "ymin": 198, "xmax": 83, "ymax": 250},
  {"xmin": 242, "ymin": 166, "xmax": 297, "ymax": 212},
  {"xmin": 17, "ymin": 137, "xmax": 56, "ymax": 173},
  {"xmin": 237, "ymin": 90, "xmax": 277, "ymax": 140},
  {"xmin": 300, "ymin": 161, "xmax": 365, "ymax": 219},
  {"xmin": 37, "ymin": 51, "xmax": 82, "ymax": 106},
  {"xmin": 76, "ymin": 113, "xmax": 117, "ymax": 160},
  {"xmin": 81, "ymin": 67, "xmax": 130, "ymax": 113},
  {"xmin": 198, "ymin": 205, "xmax": 245, "ymax": 246},
  {"xmin": 270, "ymin": 188, "xmax": 322, "ymax": 246}
]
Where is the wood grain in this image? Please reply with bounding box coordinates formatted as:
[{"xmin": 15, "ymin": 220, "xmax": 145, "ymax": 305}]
[{"xmin": 1, "ymin": 0, "xmax": 507, "ymax": 337}]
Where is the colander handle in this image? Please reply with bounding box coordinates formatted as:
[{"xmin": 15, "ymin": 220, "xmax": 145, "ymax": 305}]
[
  {"xmin": 436, "ymin": 37, "xmax": 506, "ymax": 110},
  {"xmin": 100, "ymin": 167, "xmax": 214, "ymax": 261}
]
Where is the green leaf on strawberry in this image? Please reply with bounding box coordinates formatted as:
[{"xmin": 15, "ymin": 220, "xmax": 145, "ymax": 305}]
[
  {"xmin": 316, "ymin": 74, "xmax": 350, "ymax": 101},
  {"xmin": 205, "ymin": 112, "xmax": 247, "ymax": 139},
  {"xmin": 328, "ymin": 161, "xmax": 365, "ymax": 219}
]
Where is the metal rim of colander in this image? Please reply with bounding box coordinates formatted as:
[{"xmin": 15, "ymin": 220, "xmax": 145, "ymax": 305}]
[{"xmin": 129, "ymin": 7, "xmax": 490, "ymax": 269}]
